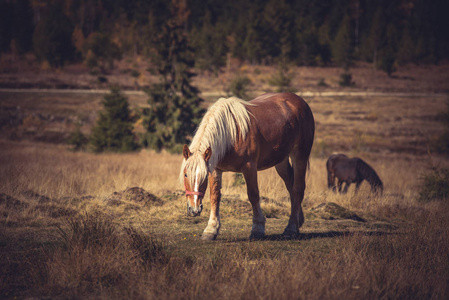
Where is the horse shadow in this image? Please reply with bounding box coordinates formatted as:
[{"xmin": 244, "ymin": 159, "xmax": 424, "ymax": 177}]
[
  {"xmin": 264, "ymin": 230, "xmax": 395, "ymax": 241},
  {"xmin": 225, "ymin": 230, "xmax": 397, "ymax": 242}
]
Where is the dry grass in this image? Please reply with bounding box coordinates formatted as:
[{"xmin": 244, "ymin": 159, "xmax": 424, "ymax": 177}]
[
  {"xmin": 1, "ymin": 137, "xmax": 448, "ymax": 299},
  {"xmin": 1, "ymin": 89, "xmax": 449, "ymax": 298}
]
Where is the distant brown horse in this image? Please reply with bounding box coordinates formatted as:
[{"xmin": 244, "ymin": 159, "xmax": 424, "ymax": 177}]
[
  {"xmin": 326, "ymin": 154, "xmax": 383, "ymax": 194},
  {"xmin": 180, "ymin": 92, "xmax": 315, "ymax": 240}
]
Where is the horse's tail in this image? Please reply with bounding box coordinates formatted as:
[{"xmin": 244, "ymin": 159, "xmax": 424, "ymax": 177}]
[{"xmin": 356, "ymin": 159, "xmax": 383, "ymax": 194}]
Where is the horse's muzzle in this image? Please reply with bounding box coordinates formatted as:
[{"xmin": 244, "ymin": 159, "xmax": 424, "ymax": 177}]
[{"xmin": 187, "ymin": 203, "xmax": 203, "ymax": 217}]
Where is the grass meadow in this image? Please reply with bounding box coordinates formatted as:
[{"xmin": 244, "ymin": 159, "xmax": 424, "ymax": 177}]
[{"xmin": 1, "ymin": 91, "xmax": 448, "ymax": 299}]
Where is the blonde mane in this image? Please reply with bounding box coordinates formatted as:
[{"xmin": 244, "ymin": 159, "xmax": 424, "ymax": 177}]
[{"xmin": 179, "ymin": 97, "xmax": 252, "ymax": 187}]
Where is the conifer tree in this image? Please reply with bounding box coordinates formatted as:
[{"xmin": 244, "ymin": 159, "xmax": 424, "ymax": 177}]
[
  {"xmin": 142, "ymin": 0, "xmax": 204, "ymax": 152},
  {"xmin": 89, "ymin": 87, "xmax": 138, "ymax": 153},
  {"xmin": 32, "ymin": 3, "xmax": 76, "ymax": 67},
  {"xmin": 190, "ymin": 11, "xmax": 228, "ymax": 75},
  {"xmin": 263, "ymin": 0, "xmax": 294, "ymax": 63},
  {"xmin": 242, "ymin": 4, "xmax": 266, "ymax": 64},
  {"xmin": 84, "ymin": 33, "xmax": 122, "ymax": 74},
  {"xmin": 332, "ymin": 14, "xmax": 353, "ymax": 69}
]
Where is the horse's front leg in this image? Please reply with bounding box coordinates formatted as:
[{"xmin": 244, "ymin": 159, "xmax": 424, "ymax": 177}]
[
  {"xmin": 337, "ymin": 179, "xmax": 343, "ymax": 193},
  {"xmin": 202, "ymin": 169, "xmax": 222, "ymax": 241},
  {"xmin": 354, "ymin": 181, "xmax": 362, "ymax": 194},
  {"xmin": 243, "ymin": 166, "xmax": 266, "ymax": 240},
  {"xmin": 328, "ymin": 171, "xmax": 337, "ymax": 193}
]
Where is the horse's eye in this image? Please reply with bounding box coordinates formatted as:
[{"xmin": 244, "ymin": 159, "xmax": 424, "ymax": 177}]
[{"xmin": 184, "ymin": 174, "xmax": 187, "ymax": 178}]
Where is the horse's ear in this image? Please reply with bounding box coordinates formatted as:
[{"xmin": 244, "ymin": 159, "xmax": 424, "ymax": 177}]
[
  {"xmin": 183, "ymin": 144, "xmax": 192, "ymax": 159},
  {"xmin": 204, "ymin": 147, "xmax": 212, "ymax": 163}
]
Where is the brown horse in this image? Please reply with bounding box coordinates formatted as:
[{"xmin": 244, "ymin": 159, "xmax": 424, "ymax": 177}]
[
  {"xmin": 326, "ymin": 154, "xmax": 383, "ymax": 195},
  {"xmin": 180, "ymin": 92, "xmax": 315, "ymax": 240}
]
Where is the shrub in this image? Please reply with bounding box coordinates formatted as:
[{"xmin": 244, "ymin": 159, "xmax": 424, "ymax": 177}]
[
  {"xmin": 377, "ymin": 50, "xmax": 397, "ymax": 77},
  {"xmin": 339, "ymin": 72, "xmax": 354, "ymax": 87},
  {"xmin": 317, "ymin": 78, "xmax": 328, "ymax": 87},
  {"xmin": 130, "ymin": 69, "xmax": 140, "ymax": 78},
  {"xmin": 228, "ymin": 75, "xmax": 252, "ymax": 100},
  {"xmin": 67, "ymin": 122, "xmax": 88, "ymax": 151},
  {"xmin": 418, "ymin": 166, "xmax": 449, "ymax": 202},
  {"xmin": 268, "ymin": 67, "xmax": 296, "ymax": 93}
]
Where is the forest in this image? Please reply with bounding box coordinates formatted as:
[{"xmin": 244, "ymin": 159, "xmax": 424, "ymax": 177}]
[{"xmin": 1, "ymin": 0, "xmax": 449, "ymax": 74}]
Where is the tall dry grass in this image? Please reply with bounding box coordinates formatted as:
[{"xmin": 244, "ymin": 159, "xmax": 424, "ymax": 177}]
[
  {"xmin": 1, "ymin": 138, "xmax": 448, "ymax": 299},
  {"xmin": 21, "ymin": 205, "xmax": 449, "ymax": 299}
]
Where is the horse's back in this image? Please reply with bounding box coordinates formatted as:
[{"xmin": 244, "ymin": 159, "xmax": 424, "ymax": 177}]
[
  {"xmin": 246, "ymin": 92, "xmax": 314, "ymax": 141},
  {"xmin": 242, "ymin": 93, "xmax": 314, "ymax": 170},
  {"xmin": 327, "ymin": 154, "xmax": 359, "ymax": 181},
  {"xmin": 249, "ymin": 93, "xmax": 312, "ymax": 116},
  {"xmin": 327, "ymin": 154, "xmax": 349, "ymax": 170}
]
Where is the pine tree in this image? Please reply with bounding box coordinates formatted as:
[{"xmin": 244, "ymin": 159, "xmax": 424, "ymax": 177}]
[
  {"xmin": 83, "ymin": 32, "xmax": 122, "ymax": 74},
  {"xmin": 396, "ymin": 26, "xmax": 414, "ymax": 65},
  {"xmin": 332, "ymin": 14, "xmax": 353, "ymax": 69},
  {"xmin": 67, "ymin": 121, "xmax": 88, "ymax": 151},
  {"xmin": 242, "ymin": 3, "xmax": 266, "ymax": 64},
  {"xmin": 32, "ymin": 3, "xmax": 76, "ymax": 67},
  {"xmin": 142, "ymin": 0, "xmax": 204, "ymax": 152},
  {"xmin": 263, "ymin": 0, "xmax": 294, "ymax": 63},
  {"xmin": 377, "ymin": 23, "xmax": 399, "ymax": 77},
  {"xmin": 190, "ymin": 11, "xmax": 228, "ymax": 75},
  {"xmin": 89, "ymin": 87, "xmax": 138, "ymax": 153}
]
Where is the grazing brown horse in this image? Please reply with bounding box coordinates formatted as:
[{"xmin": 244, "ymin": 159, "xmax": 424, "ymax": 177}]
[
  {"xmin": 326, "ymin": 154, "xmax": 383, "ymax": 195},
  {"xmin": 180, "ymin": 92, "xmax": 315, "ymax": 240}
]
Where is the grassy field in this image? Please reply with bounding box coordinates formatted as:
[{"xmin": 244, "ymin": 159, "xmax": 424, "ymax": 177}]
[{"xmin": 0, "ymin": 90, "xmax": 449, "ymax": 299}]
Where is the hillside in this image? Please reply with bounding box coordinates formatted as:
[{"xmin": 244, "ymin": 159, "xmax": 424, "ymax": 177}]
[{"xmin": 1, "ymin": 54, "xmax": 449, "ymax": 94}]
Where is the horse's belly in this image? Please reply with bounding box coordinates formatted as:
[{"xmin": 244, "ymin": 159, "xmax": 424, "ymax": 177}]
[{"xmin": 256, "ymin": 144, "xmax": 294, "ymax": 170}]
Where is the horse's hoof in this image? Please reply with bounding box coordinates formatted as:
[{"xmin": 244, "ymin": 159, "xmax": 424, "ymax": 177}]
[
  {"xmin": 282, "ymin": 230, "xmax": 300, "ymax": 240},
  {"xmin": 249, "ymin": 232, "xmax": 265, "ymax": 240},
  {"xmin": 201, "ymin": 233, "xmax": 217, "ymax": 241}
]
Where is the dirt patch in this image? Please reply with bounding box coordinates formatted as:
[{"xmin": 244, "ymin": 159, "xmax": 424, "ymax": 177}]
[
  {"xmin": 104, "ymin": 187, "xmax": 163, "ymax": 207},
  {"xmin": 311, "ymin": 202, "xmax": 366, "ymax": 222}
]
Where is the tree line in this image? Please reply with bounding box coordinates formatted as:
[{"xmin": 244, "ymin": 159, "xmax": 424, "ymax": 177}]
[
  {"xmin": 4, "ymin": 0, "xmax": 449, "ymax": 153},
  {"xmin": 2, "ymin": 0, "xmax": 448, "ymax": 74}
]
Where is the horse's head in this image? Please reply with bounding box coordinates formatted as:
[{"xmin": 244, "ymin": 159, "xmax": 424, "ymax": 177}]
[{"xmin": 181, "ymin": 144, "xmax": 212, "ymax": 217}]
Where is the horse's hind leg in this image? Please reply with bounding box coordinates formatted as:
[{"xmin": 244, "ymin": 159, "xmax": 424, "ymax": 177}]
[
  {"xmin": 243, "ymin": 163, "xmax": 266, "ymax": 240},
  {"xmin": 282, "ymin": 154, "xmax": 308, "ymax": 239},
  {"xmin": 275, "ymin": 157, "xmax": 294, "ymax": 196}
]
